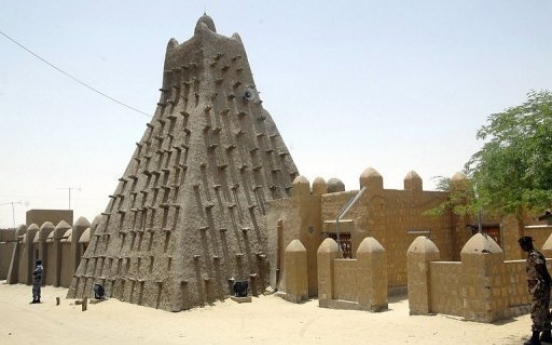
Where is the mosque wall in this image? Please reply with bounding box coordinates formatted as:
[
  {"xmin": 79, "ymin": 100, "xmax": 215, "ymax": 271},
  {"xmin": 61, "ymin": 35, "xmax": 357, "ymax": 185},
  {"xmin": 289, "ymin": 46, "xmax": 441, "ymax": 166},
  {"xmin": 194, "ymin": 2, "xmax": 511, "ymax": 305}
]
[
  {"xmin": 268, "ymin": 168, "xmax": 469, "ymax": 296},
  {"xmin": 332, "ymin": 259, "xmax": 358, "ymax": 301},
  {"xmin": 15, "ymin": 242, "xmax": 26, "ymax": 284},
  {"xmin": 4, "ymin": 217, "xmax": 93, "ymax": 290},
  {"xmin": 26, "ymin": 209, "xmax": 73, "ymax": 230},
  {"xmin": 314, "ymin": 237, "xmax": 388, "ymax": 312},
  {"xmin": 60, "ymin": 242, "xmax": 72, "ymax": 287},
  {"xmin": 45, "ymin": 241, "xmax": 56, "ymax": 286},
  {"xmin": 407, "ymin": 234, "xmax": 545, "ymax": 322},
  {"xmin": 269, "ymin": 167, "xmax": 552, "ymax": 304},
  {"xmin": 428, "ymin": 261, "xmax": 463, "ymax": 316},
  {"xmin": 0, "ymin": 242, "xmax": 15, "ymax": 280},
  {"xmin": 0, "ymin": 229, "xmax": 16, "ymax": 279}
]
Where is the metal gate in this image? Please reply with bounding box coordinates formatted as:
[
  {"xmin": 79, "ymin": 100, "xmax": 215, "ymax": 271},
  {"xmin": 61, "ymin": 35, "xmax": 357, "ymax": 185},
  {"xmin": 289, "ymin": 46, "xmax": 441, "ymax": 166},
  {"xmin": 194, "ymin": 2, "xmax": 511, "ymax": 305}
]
[
  {"xmin": 328, "ymin": 233, "xmax": 352, "ymax": 258},
  {"xmin": 470, "ymin": 224, "xmax": 501, "ymax": 246}
]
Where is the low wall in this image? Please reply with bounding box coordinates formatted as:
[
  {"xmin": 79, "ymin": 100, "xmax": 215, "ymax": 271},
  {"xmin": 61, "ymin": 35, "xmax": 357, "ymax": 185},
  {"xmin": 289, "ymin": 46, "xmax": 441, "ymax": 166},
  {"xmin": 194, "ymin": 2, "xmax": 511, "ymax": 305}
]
[
  {"xmin": 429, "ymin": 262, "xmax": 462, "ymax": 316},
  {"xmin": 0, "ymin": 242, "xmax": 15, "ymax": 280},
  {"xmin": 318, "ymin": 237, "xmax": 388, "ymax": 312},
  {"xmin": 333, "ymin": 259, "xmax": 358, "ymax": 301},
  {"xmin": 409, "ymin": 233, "xmax": 535, "ymax": 322},
  {"xmin": 505, "ymin": 260, "xmax": 532, "ymax": 308}
]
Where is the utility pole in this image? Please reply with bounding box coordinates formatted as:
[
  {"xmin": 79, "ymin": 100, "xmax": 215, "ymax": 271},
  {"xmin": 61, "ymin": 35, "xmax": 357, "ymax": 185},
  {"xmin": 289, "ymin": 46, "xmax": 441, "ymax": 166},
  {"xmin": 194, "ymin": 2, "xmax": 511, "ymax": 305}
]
[
  {"xmin": 473, "ymin": 184, "xmax": 483, "ymax": 234},
  {"xmin": 57, "ymin": 187, "xmax": 81, "ymax": 210},
  {"xmin": 0, "ymin": 201, "xmax": 23, "ymax": 229}
]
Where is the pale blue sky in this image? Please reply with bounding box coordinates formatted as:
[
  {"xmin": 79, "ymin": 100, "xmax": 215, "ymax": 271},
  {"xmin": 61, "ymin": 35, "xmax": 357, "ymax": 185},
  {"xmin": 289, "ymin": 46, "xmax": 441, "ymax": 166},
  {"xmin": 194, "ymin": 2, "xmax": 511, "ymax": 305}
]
[{"xmin": 1, "ymin": 1, "xmax": 551, "ymax": 228}]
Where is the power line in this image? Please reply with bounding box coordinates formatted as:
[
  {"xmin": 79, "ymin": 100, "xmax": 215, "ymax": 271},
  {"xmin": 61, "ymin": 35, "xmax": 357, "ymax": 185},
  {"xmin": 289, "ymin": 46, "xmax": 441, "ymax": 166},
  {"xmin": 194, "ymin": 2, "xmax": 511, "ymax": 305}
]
[{"xmin": 0, "ymin": 28, "xmax": 153, "ymax": 118}]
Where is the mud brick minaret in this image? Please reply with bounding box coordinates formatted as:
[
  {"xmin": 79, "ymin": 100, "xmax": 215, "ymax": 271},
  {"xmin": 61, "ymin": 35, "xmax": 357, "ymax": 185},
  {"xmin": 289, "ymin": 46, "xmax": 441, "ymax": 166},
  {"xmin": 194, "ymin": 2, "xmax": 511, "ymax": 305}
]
[{"xmin": 67, "ymin": 14, "xmax": 298, "ymax": 311}]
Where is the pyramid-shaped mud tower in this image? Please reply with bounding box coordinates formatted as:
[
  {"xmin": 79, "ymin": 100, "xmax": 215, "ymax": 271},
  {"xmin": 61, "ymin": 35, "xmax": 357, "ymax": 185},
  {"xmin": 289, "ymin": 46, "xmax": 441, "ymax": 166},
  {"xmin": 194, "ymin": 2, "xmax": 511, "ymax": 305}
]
[{"xmin": 67, "ymin": 15, "xmax": 298, "ymax": 311}]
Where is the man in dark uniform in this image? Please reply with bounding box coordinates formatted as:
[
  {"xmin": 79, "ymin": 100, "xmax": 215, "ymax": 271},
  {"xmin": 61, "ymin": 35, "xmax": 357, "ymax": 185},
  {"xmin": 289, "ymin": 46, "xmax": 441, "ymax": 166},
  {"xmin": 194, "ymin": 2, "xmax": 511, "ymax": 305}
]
[
  {"xmin": 31, "ymin": 259, "xmax": 43, "ymax": 304},
  {"xmin": 519, "ymin": 236, "xmax": 552, "ymax": 345}
]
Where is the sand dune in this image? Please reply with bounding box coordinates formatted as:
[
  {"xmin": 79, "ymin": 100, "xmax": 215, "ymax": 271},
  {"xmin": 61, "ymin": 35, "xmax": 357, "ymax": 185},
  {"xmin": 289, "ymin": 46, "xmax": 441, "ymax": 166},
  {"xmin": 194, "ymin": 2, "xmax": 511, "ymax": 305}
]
[{"xmin": 0, "ymin": 282, "xmax": 532, "ymax": 345}]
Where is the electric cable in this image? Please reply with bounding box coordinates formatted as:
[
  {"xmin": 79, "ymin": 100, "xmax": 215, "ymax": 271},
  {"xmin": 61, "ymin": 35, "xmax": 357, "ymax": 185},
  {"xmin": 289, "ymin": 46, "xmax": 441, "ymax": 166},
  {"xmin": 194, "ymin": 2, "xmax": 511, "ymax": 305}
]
[{"xmin": 0, "ymin": 28, "xmax": 153, "ymax": 118}]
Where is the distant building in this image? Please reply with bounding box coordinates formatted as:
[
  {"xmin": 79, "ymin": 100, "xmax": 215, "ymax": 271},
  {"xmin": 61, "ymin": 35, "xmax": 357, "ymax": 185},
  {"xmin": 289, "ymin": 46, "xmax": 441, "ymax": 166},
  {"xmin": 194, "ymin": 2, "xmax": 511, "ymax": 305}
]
[{"xmin": 26, "ymin": 209, "xmax": 73, "ymax": 227}]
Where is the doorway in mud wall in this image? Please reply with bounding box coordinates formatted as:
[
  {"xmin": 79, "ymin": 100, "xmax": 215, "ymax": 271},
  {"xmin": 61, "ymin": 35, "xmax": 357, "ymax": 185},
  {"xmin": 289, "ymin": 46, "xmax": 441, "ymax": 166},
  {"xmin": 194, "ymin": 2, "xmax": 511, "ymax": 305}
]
[
  {"xmin": 328, "ymin": 233, "xmax": 352, "ymax": 258},
  {"xmin": 470, "ymin": 224, "xmax": 501, "ymax": 246}
]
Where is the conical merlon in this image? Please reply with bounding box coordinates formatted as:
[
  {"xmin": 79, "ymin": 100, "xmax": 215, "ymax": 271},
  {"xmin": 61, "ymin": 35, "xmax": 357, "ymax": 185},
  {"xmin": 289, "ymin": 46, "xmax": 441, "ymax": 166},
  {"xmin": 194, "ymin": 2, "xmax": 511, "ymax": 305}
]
[{"xmin": 67, "ymin": 15, "xmax": 298, "ymax": 311}]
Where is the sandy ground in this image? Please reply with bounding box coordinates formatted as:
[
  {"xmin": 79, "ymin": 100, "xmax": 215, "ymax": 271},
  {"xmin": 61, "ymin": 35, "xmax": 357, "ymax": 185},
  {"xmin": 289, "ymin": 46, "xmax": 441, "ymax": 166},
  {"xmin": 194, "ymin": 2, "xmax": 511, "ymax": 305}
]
[{"xmin": 0, "ymin": 281, "xmax": 534, "ymax": 345}]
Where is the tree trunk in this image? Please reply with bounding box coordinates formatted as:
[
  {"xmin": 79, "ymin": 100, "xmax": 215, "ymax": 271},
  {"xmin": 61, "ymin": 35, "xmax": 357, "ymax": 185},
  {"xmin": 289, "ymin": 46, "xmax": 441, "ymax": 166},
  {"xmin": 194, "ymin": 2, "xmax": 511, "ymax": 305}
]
[{"xmin": 515, "ymin": 207, "xmax": 526, "ymax": 259}]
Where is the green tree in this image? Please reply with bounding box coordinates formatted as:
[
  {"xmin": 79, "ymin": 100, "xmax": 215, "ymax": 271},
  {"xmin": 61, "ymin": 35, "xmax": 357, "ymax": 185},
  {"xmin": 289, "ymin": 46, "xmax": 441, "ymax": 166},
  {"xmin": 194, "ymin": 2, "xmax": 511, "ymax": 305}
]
[
  {"xmin": 465, "ymin": 90, "xmax": 552, "ymax": 229},
  {"xmin": 425, "ymin": 175, "xmax": 476, "ymax": 217}
]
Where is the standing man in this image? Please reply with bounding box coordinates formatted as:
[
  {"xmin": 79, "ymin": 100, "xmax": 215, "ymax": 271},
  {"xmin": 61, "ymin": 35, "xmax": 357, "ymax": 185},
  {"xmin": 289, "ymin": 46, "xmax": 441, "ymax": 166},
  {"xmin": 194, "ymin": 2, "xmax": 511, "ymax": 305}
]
[
  {"xmin": 519, "ymin": 236, "xmax": 552, "ymax": 345},
  {"xmin": 31, "ymin": 259, "xmax": 43, "ymax": 304}
]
